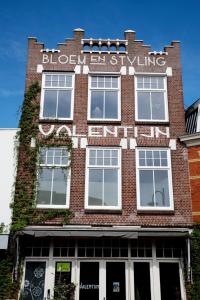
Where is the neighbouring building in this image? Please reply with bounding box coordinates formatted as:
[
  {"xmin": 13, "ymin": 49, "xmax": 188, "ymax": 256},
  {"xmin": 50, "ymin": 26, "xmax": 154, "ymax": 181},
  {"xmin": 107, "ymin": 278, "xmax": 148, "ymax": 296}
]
[
  {"xmin": 180, "ymin": 98, "xmax": 200, "ymax": 223},
  {"xmin": 0, "ymin": 129, "xmax": 18, "ymax": 254},
  {"xmin": 11, "ymin": 28, "xmax": 193, "ymax": 300}
]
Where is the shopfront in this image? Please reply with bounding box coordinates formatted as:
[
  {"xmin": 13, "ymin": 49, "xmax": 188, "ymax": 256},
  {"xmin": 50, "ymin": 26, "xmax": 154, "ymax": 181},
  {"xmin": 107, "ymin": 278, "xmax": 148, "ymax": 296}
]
[{"xmin": 20, "ymin": 227, "xmax": 188, "ymax": 300}]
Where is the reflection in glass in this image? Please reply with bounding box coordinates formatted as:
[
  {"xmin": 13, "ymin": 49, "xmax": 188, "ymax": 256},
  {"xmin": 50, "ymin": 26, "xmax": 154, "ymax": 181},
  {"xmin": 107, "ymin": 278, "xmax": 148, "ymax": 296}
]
[
  {"xmin": 43, "ymin": 90, "xmax": 57, "ymax": 118},
  {"xmin": 91, "ymin": 91, "xmax": 103, "ymax": 118},
  {"xmin": 57, "ymin": 90, "xmax": 71, "ymax": 118},
  {"xmin": 138, "ymin": 92, "xmax": 151, "ymax": 119},
  {"xmin": 152, "ymin": 92, "xmax": 165, "ymax": 120},
  {"xmin": 37, "ymin": 168, "xmax": 52, "ymax": 205},
  {"xmin": 104, "ymin": 169, "xmax": 118, "ymax": 206},
  {"xmin": 88, "ymin": 169, "xmax": 103, "ymax": 206},
  {"xmin": 52, "ymin": 169, "xmax": 67, "ymax": 205},
  {"xmin": 154, "ymin": 170, "xmax": 170, "ymax": 207},
  {"xmin": 140, "ymin": 170, "xmax": 154, "ymax": 206},
  {"xmin": 105, "ymin": 91, "xmax": 118, "ymax": 119}
]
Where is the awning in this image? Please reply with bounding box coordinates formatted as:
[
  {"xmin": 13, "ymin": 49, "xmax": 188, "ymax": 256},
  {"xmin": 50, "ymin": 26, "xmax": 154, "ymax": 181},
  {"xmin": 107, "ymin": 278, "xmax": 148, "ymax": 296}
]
[
  {"xmin": 18, "ymin": 225, "xmax": 191, "ymax": 239},
  {"xmin": 0, "ymin": 234, "xmax": 9, "ymax": 249}
]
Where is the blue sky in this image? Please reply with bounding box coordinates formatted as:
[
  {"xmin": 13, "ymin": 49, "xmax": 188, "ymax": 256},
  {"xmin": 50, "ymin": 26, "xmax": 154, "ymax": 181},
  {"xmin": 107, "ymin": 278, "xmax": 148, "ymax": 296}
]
[{"xmin": 0, "ymin": 0, "xmax": 200, "ymax": 127}]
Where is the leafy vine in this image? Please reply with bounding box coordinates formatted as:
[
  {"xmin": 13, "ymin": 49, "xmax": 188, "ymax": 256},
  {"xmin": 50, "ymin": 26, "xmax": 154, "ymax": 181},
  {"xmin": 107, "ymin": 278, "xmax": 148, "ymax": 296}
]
[
  {"xmin": 11, "ymin": 81, "xmax": 73, "ymax": 232},
  {"xmin": 188, "ymin": 225, "xmax": 200, "ymax": 300}
]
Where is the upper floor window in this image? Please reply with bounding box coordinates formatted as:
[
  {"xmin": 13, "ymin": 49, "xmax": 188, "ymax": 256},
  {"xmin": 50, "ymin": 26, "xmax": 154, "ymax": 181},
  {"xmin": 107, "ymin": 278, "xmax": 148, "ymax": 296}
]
[
  {"xmin": 135, "ymin": 76, "xmax": 168, "ymax": 122},
  {"xmin": 136, "ymin": 148, "xmax": 173, "ymax": 210},
  {"xmin": 88, "ymin": 76, "xmax": 120, "ymax": 121},
  {"xmin": 40, "ymin": 73, "xmax": 74, "ymax": 120},
  {"xmin": 85, "ymin": 148, "xmax": 121, "ymax": 209},
  {"xmin": 36, "ymin": 147, "xmax": 70, "ymax": 208}
]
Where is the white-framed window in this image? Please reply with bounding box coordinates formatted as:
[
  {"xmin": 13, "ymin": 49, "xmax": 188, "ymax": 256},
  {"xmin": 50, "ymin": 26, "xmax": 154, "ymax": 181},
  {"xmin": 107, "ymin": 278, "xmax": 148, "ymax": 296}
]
[
  {"xmin": 88, "ymin": 75, "xmax": 121, "ymax": 121},
  {"xmin": 85, "ymin": 147, "xmax": 121, "ymax": 210},
  {"xmin": 135, "ymin": 75, "xmax": 168, "ymax": 121},
  {"xmin": 36, "ymin": 147, "xmax": 70, "ymax": 208},
  {"xmin": 136, "ymin": 148, "xmax": 173, "ymax": 210},
  {"xmin": 40, "ymin": 73, "xmax": 74, "ymax": 120}
]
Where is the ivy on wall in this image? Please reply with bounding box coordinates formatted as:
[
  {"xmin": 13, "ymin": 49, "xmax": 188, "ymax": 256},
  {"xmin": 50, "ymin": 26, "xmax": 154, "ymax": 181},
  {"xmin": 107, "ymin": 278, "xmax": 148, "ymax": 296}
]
[
  {"xmin": 188, "ymin": 225, "xmax": 200, "ymax": 300},
  {"xmin": 0, "ymin": 81, "xmax": 73, "ymax": 299},
  {"xmin": 11, "ymin": 81, "xmax": 73, "ymax": 232},
  {"xmin": 0, "ymin": 257, "xmax": 19, "ymax": 299}
]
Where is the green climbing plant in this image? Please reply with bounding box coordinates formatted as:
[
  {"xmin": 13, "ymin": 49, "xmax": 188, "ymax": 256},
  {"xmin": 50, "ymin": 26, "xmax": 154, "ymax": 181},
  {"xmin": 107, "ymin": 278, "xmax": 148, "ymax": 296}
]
[
  {"xmin": 188, "ymin": 224, "xmax": 200, "ymax": 300},
  {"xmin": 11, "ymin": 81, "xmax": 73, "ymax": 232}
]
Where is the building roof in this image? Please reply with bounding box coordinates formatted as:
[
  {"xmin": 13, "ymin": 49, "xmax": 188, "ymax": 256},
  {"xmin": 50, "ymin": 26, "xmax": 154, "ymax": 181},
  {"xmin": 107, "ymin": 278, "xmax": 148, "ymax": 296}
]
[{"xmin": 185, "ymin": 98, "xmax": 200, "ymax": 134}]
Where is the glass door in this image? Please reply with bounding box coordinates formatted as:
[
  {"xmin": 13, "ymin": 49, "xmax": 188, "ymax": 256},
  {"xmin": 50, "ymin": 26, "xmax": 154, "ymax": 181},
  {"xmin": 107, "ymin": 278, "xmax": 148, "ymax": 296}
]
[
  {"xmin": 79, "ymin": 261, "xmax": 99, "ymax": 300},
  {"xmin": 159, "ymin": 262, "xmax": 181, "ymax": 300},
  {"xmin": 134, "ymin": 262, "xmax": 151, "ymax": 300},
  {"xmin": 106, "ymin": 262, "xmax": 126, "ymax": 300},
  {"xmin": 22, "ymin": 261, "xmax": 46, "ymax": 300}
]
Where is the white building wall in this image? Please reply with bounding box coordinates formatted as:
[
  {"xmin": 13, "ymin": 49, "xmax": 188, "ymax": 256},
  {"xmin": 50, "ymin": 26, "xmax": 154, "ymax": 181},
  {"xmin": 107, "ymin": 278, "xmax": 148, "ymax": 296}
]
[{"xmin": 0, "ymin": 129, "xmax": 18, "ymax": 231}]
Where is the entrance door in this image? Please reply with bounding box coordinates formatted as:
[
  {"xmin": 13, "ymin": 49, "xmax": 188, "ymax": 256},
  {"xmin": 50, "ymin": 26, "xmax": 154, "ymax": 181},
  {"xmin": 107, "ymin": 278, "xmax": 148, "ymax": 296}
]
[
  {"xmin": 159, "ymin": 262, "xmax": 181, "ymax": 300},
  {"xmin": 79, "ymin": 261, "xmax": 99, "ymax": 300},
  {"xmin": 22, "ymin": 261, "xmax": 46, "ymax": 300},
  {"xmin": 134, "ymin": 262, "xmax": 151, "ymax": 300},
  {"xmin": 106, "ymin": 262, "xmax": 126, "ymax": 300}
]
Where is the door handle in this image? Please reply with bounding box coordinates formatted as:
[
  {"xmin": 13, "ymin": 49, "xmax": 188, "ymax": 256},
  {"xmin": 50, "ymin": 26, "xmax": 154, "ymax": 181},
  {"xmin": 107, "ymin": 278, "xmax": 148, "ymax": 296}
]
[{"xmin": 47, "ymin": 289, "xmax": 51, "ymax": 299}]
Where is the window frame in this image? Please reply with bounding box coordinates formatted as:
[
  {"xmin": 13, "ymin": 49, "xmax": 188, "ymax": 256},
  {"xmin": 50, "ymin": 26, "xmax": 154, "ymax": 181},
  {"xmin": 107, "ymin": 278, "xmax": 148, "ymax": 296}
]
[
  {"xmin": 88, "ymin": 75, "xmax": 121, "ymax": 121},
  {"xmin": 135, "ymin": 75, "xmax": 169, "ymax": 122},
  {"xmin": 85, "ymin": 147, "xmax": 122, "ymax": 210},
  {"xmin": 36, "ymin": 147, "xmax": 71, "ymax": 209},
  {"xmin": 136, "ymin": 148, "xmax": 174, "ymax": 211},
  {"xmin": 40, "ymin": 72, "xmax": 75, "ymax": 120}
]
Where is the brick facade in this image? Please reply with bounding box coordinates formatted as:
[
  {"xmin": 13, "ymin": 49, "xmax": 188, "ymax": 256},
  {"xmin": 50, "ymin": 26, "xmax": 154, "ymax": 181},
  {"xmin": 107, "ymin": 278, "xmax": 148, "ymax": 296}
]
[
  {"xmin": 21, "ymin": 29, "xmax": 192, "ymax": 227},
  {"xmin": 15, "ymin": 29, "xmax": 192, "ymax": 300}
]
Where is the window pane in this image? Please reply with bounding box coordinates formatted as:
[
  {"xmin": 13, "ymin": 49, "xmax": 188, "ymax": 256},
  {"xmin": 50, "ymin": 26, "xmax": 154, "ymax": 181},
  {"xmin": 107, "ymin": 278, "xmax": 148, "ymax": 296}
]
[
  {"xmin": 158, "ymin": 77, "xmax": 164, "ymax": 89},
  {"xmin": 57, "ymin": 90, "xmax": 71, "ymax": 118},
  {"xmin": 43, "ymin": 90, "xmax": 57, "ymax": 118},
  {"xmin": 139, "ymin": 170, "xmax": 154, "ymax": 206},
  {"xmin": 52, "ymin": 169, "xmax": 67, "ymax": 205},
  {"xmin": 65, "ymin": 76, "xmax": 72, "ymax": 87},
  {"xmin": 105, "ymin": 91, "xmax": 118, "ymax": 119},
  {"xmin": 88, "ymin": 169, "xmax": 103, "ymax": 206},
  {"xmin": 161, "ymin": 151, "xmax": 167, "ymax": 158},
  {"xmin": 91, "ymin": 77, "xmax": 98, "ymax": 88},
  {"xmin": 104, "ymin": 169, "xmax": 118, "ymax": 206},
  {"xmin": 46, "ymin": 149, "xmax": 54, "ymax": 164},
  {"xmin": 154, "ymin": 170, "xmax": 170, "ymax": 207},
  {"xmin": 39, "ymin": 148, "xmax": 47, "ymax": 164},
  {"xmin": 146, "ymin": 151, "xmax": 153, "ymax": 166},
  {"xmin": 37, "ymin": 168, "xmax": 52, "ymax": 205},
  {"xmin": 138, "ymin": 92, "xmax": 151, "ymax": 119},
  {"xmin": 144, "ymin": 76, "xmax": 150, "ymax": 88},
  {"xmin": 98, "ymin": 77, "xmax": 104, "ymax": 88},
  {"xmin": 151, "ymin": 77, "xmax": 157, "ymax": 89},
  {"xmin": 91, "ymin": 91, "xmax": 104, "ymax": 118},
  {"xmin": 112, "ymin": 77, "xmax": 118, "ymax": 88},
  {"xmin": 105, "ymin": 76, "xmax": 112, "ymax": 88},
  {"xmin": 97, "ymin": 150, "xmax": 103, "ymax": 165},
  {"xmin": 151, "ymin": 92, "xmax": 165, "ymax": 120}
]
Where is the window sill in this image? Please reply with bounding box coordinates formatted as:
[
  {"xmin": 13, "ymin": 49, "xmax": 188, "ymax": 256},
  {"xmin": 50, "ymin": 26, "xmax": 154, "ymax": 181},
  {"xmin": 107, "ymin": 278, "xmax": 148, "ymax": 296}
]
[
  {"xmin": 39, "ymin": 119, "xmax": 73, "ymax": 124},
  {"xmin": 137, "ymin": 209, "xmax": 174, "ymax": 215},
  {"xmin": 85, "ymin": 208, "xmax": 122, "ymax": 214},
  {"xmin": 87, "ymin": 120, "xmax": 121, "ymax": 125},
  {"xmin": 135, "ymin": 121, "xmax": 170, "ymax": 126},
  {"xmin": 36, "ymin": 206, "xmax": 69, "ymax": 210}
]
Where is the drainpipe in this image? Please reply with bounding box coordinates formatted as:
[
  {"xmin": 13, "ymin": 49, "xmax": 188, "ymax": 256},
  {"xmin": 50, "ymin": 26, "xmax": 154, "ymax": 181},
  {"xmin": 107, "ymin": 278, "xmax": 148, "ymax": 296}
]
[
  {"xmin": 14, "ymin": 236, "xmax": 19, "ymax": 280},
  {"xmin": 187, "ymin": 236, "xmax": 191, "ymax": 282}
]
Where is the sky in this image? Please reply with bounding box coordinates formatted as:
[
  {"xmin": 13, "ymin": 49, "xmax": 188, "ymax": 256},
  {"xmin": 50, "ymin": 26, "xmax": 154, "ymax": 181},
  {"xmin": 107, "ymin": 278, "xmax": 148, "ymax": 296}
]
[{"xmin": 0, "ymin": 0, "xmax": 200, "ymax": 128}]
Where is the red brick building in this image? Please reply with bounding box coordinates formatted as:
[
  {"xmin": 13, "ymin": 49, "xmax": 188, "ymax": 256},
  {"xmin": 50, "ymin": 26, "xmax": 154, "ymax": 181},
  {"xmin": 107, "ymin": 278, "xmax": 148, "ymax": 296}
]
[
  {"xmin": 180, "ymin": 99, "xmax": 200, "ymax": 223},
  {"xmin": 15, "ymin": 28, "xmax": 192, "ymax": 300}
]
